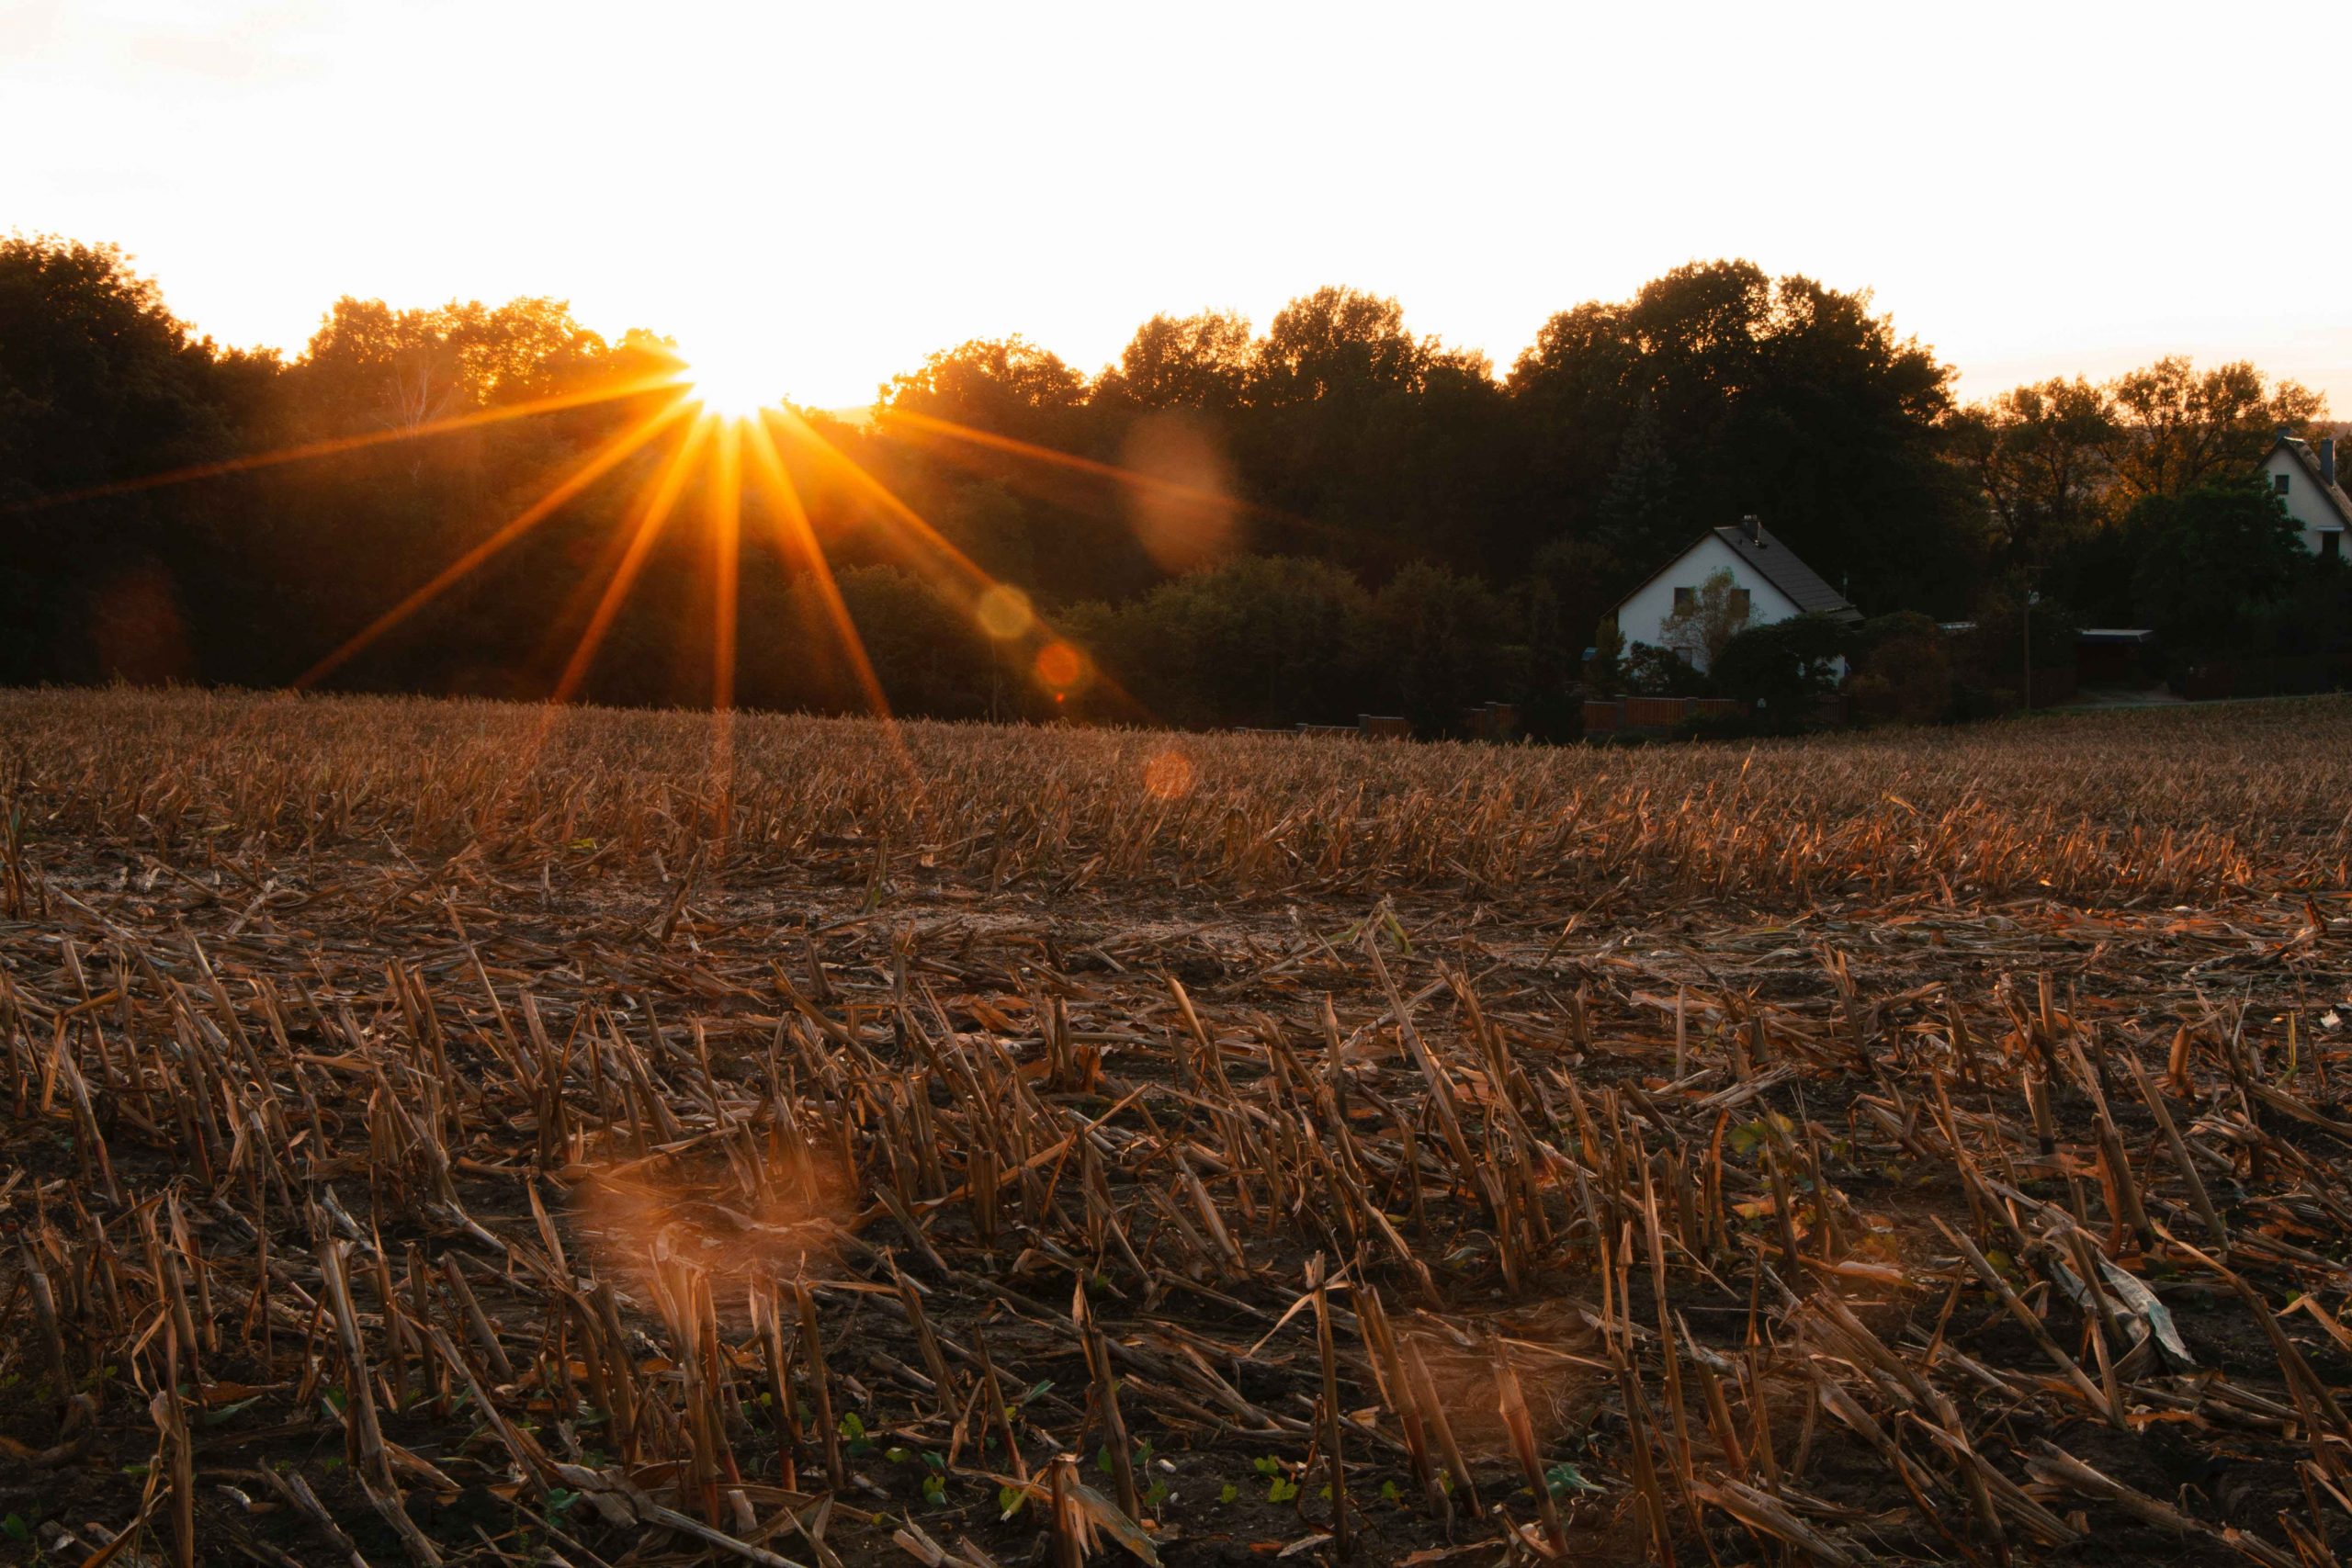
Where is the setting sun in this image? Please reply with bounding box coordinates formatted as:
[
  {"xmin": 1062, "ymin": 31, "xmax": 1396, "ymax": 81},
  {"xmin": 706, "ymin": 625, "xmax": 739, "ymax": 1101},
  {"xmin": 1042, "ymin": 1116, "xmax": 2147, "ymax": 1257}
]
[{"xmin": 682, "ymin": 342, "xmax": 782, "ymax": 420}]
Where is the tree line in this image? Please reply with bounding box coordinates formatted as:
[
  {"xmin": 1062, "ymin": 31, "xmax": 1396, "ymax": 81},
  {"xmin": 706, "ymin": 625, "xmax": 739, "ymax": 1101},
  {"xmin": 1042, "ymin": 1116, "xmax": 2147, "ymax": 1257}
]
[{"xmin": 3, "ymin": 233, "xmax": 2344, "ymax": 733}]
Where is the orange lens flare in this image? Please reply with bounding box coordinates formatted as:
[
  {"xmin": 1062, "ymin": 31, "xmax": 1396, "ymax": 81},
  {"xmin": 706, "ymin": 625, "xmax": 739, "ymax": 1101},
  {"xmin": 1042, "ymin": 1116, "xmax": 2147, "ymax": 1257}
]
[
  {"xmin": 879, "ymin": 405, "xmax": 1243, "ymax": 520},
  {"xmin": 1142, "ymin": 747, "xmax": 1196, "ymax": 802},
  {"xmin": 1034, "ymin": 639, "xmax": 1083, "ymax": 690},
  {"xmin": 875, "ymin": 404, "xmax": 1351, "ymax": 564},
  {"xmin": 770, "ymin": 405, "xmax": 1000, "ymax": 604},
  {"xmin": 571, "ymin": 1142, "xmax": 855, "ymax": 1314}
]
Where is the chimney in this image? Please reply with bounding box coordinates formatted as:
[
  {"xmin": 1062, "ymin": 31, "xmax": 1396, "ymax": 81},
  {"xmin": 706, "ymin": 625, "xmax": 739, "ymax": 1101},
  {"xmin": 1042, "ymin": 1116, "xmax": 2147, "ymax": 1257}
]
[
  {"xmin": 1740, "ymin": 513, "xmax": 1761, "ymax": 545},
  {"xmin": 2324, "ymin": 437, "xmax": 2338, "ymax": 489}
]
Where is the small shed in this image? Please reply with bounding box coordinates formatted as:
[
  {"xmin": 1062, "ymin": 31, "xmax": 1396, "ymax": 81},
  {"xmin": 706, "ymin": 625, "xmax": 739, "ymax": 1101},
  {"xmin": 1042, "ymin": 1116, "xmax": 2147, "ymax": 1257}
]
[{"xmin": 2076, "ymin": 628, "xmax": 2155, "ymax": 687}]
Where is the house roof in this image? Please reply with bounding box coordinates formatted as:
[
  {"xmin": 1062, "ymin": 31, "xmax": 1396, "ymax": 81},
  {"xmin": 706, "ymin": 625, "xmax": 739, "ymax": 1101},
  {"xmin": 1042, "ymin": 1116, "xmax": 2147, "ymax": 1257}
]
[
  {"xmin": 2269, "ymin": 436, "xmax": 2352, "ymax": 529},
  {"xmin": 1706, "ymin": 521, "xmax": 1860, "ymax": 620},
  {"xmin": 1616, "ymin": 519, "xmax": 1862, "ymax": 626}
]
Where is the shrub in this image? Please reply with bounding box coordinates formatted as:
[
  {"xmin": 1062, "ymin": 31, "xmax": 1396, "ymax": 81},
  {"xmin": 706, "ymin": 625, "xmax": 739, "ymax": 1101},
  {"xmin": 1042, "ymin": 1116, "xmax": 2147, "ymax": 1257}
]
[
  {"xmin": 2127, "ymin": 479, "xmax": 2309, "ymax": 660},
  {"xmin": 1849, "ymin": 612, "xmax": 1952, "ymax": 725},
  {"xmin": 1711, "ymin": 614, "xmax": 1849, "ymax": 716},
  {"xmin": 1623, "ymin": 641, "xmax": 1708, "ymax": 696}
]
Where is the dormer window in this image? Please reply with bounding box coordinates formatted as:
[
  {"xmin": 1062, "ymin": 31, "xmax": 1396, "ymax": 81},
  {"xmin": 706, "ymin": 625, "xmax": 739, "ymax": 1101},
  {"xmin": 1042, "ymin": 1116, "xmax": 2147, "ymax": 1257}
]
[{"xmin": 2277, "ymin": 473, "xmax": 2292, "ymax": 495}]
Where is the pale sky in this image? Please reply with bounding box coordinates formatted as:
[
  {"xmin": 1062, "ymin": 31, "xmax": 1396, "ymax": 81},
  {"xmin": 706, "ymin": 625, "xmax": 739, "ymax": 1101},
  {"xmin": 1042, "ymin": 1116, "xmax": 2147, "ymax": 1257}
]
[{"xmin": 6, "ymin": 0, "xmax": 2348, "ymax": 413}]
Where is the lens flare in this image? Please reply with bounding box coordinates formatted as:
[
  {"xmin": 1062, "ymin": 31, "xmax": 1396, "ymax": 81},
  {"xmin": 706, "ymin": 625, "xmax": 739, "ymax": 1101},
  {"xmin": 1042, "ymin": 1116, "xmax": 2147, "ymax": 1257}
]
[
  {"xmin": 1035, "ymin": 640, "xmax": 1083, "ymax": 690},
  {"xmin": 977, "ymin": 583, "xmax": 1035, "ymax": 640},
  {"xmin": 1142, "ymin": 747, "xmax": 1195, "ymax": 802},
  {"xmin": 1121, "ymin": 412, "xmax": 1240, "ymax": 571},
  {"xmin": 571, "ymin": 1145, "xmax": 854, "ymax": 1320}
]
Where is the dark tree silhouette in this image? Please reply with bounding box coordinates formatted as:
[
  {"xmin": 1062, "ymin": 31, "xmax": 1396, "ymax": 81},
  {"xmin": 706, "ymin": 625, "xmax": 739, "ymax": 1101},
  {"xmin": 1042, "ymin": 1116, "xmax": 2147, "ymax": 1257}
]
[{"xmin": 8, "ymin": 234, "xmax": 2338, "ymax": 729}]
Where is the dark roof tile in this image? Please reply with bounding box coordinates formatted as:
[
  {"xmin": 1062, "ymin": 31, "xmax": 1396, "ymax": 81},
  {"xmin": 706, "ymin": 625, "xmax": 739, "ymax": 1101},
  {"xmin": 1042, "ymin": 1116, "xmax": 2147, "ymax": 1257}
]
[{"xmin": 1707, "ymin": 522, "xmax": 1861, "ymax": 621}]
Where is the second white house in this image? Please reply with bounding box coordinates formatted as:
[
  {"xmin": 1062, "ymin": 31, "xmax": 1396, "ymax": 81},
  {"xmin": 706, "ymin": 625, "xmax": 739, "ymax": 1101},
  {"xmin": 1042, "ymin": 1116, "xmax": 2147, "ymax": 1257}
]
[{"xmin": 2261, "ymin": 434, "xmax": 2348, "ymax": 562}]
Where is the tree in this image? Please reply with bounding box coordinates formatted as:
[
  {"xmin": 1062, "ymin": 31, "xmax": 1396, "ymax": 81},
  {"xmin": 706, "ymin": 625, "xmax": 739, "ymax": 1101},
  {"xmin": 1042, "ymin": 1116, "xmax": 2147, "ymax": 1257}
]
[
  {"xmin": 808, "ymin": 565, "xmax": 993, "ymax": 717},
  {"xmin": 1957, "ymin": 585, "xmax": 2078, "ymax": 704},
  {"xmin": 1951, "ymin": 377, "xmax": 2117, "ymax": 572},
  {"xmin": 1517, "ymin": 536, "xmax": 1623, "ymax": 726},
  {"xmin": 1248, "ymin": 288, "xmax": 1429, "ymax": 406},
  {"xmin": 1230, "ymin": 288, "xmax": 1507, "ymax": 569},
  {"xmin": 1585, "ymin": 616, "xmax": 1626, "ymax": 694},
  {"xmin": 1092, "ymin": 311, "xmax": 1253, "ymax": 414},
  {"xmin": 0, "ymin": 236, "xmax": 237, "ymax": 498},
  {"xmin": 879, "ymin": 336, "xmax": 1088, "ymax": 447},
  {"xmin": 295, "ymin": 295, "xmax": 614, "ymax": 435},
  {"xmin": 1593, "ymin": 393, "xmax": 1680, "ymax": 560},
  {"xmin": 1509, "ymin": 260, "xmax": 1970, "ymax": 612},
  {"xmin": 0, "ymin": 235, "xmax": 247, "ymax": 682},
  {"xmin": 1623, "ymin": 642, "xmax": 1709, "ymax": 696},
  {"xmin": 2103, "ymin": 356, "xmax": 2324, "ymax": 501},
  {"xmin": 2127, "ymin": 479, "xmax": 2311, "ymax": 657},
  {"xmin": 1657, "ymin": 567, "xmax": 1754, "ymax": 670}
]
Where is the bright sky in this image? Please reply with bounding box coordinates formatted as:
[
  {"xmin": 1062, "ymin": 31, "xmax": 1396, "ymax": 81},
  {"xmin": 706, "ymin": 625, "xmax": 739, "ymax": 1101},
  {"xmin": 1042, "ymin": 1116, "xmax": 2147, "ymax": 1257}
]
[{"xmin": 6, "ymin": 0, "xmax": 2348, "ymax": 414}]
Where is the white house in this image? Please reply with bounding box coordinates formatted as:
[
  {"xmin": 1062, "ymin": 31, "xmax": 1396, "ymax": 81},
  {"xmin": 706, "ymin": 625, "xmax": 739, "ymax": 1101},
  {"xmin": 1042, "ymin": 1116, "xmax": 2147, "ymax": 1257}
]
[
  {"xmin": 2261, "ymin": 434, "xmax": 2348, "ymax": 561},
  {"xmin": 1611, "ymin": 516, "xmax": 1860, "ymax": 672}
]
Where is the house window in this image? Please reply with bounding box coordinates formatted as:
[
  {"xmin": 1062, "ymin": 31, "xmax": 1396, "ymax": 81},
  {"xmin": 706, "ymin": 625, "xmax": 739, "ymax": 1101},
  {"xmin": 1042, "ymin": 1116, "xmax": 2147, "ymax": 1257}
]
[
  {"xmin": 1729, "ymin": 588, "xmax": 1751, "ymax": 619},
  {"xmin": 2325, "ymin": 531, "xmax": 2342, "ymax": 562},
  {"xmin": 1672, "ymin": 587, "xmax": 1694, "ymax": 613},
  {"xmin": 2277, "ymin": 473, "xmax": 2292, "ymax": 495}
]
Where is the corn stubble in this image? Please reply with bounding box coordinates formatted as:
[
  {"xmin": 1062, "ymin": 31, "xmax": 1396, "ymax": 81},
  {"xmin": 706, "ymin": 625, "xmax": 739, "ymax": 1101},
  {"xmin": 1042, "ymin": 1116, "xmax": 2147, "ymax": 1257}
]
[{"xmin": 1, "ymin": 686, "xmax": 2349, "ymax": 1566}]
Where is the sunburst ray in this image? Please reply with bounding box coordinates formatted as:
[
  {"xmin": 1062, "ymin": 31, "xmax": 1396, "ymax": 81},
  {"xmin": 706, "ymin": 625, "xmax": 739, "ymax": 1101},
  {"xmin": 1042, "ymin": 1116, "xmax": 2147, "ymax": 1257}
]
[
  {"xmin": 296, "ymin": 393, "xmax": 695, "ymax": 689},
  {"xmin": 768, "ymin": 406, "xmax": 1001, "ymax": 606},
  {"xmin": 704, "ymin": 419, "xmax": 744, "ymax": 836},
  {"xmin": 869, "ymin": 405, "xmax": 1350, "ymax": 560},
  {"xmin": 10, "ymin": 372, "xmax": 688, "ymax": 513},
  {"xmin": 551, "ymin": 417, "xmax": 714, "ymax": 705},
  {"xmin": 708, "ymin": 420, "xmax": 743, "ymax": 713},
  {"xmin": 875, "ymin": 406, "xmax": 1252, "ymax": 519},
  {"xmin": 771, "ymin": 407, "xmax": 1148, "ymax": 722},
  {"xmin": 741, "ymin": 412, "xmax": 897, "ymax": 728}
]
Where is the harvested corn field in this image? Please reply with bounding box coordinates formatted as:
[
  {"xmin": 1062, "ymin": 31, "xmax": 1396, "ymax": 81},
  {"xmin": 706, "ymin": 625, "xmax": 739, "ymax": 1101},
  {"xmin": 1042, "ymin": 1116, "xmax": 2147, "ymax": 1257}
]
[{"xmin": 2, "ymin": 686, "xmax": 2350, "ymax": 1567}]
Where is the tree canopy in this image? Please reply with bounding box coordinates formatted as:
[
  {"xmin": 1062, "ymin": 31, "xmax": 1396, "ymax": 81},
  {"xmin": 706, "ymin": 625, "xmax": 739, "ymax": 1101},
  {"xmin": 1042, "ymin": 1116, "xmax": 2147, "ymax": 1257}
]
[{"xmin": 3, "ymin": 233, "xmax": 2341, "ymax": 732}]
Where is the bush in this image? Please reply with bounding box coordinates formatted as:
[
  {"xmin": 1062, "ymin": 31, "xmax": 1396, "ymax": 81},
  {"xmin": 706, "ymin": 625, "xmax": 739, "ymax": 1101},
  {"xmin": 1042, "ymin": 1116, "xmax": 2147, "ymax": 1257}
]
[
  {"xmin": 1848, "ymin": 612, "xmax": 1951, "ymax": 725},
  {"xmin": 1711, "ymin": 614, "xmax": 1849, "ymax": 716},
  {"xmin": 812, "ymin": 565, "xmax": 995, "ymax": 718},
  {"xmin": 1623, "ymin": 641, "xmax": 1708, "ymax": 696},
  {"xmin": 1372, "ymin": 561, "xmax": 1514, "ymax": 734},
  {"xmin": 2125, "ymin": 479, "xmax": 2306, "ymax": 661},
  {"xmin": 1069, "ymin": 555, "xmax": 1375, "ymax": 728}
]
